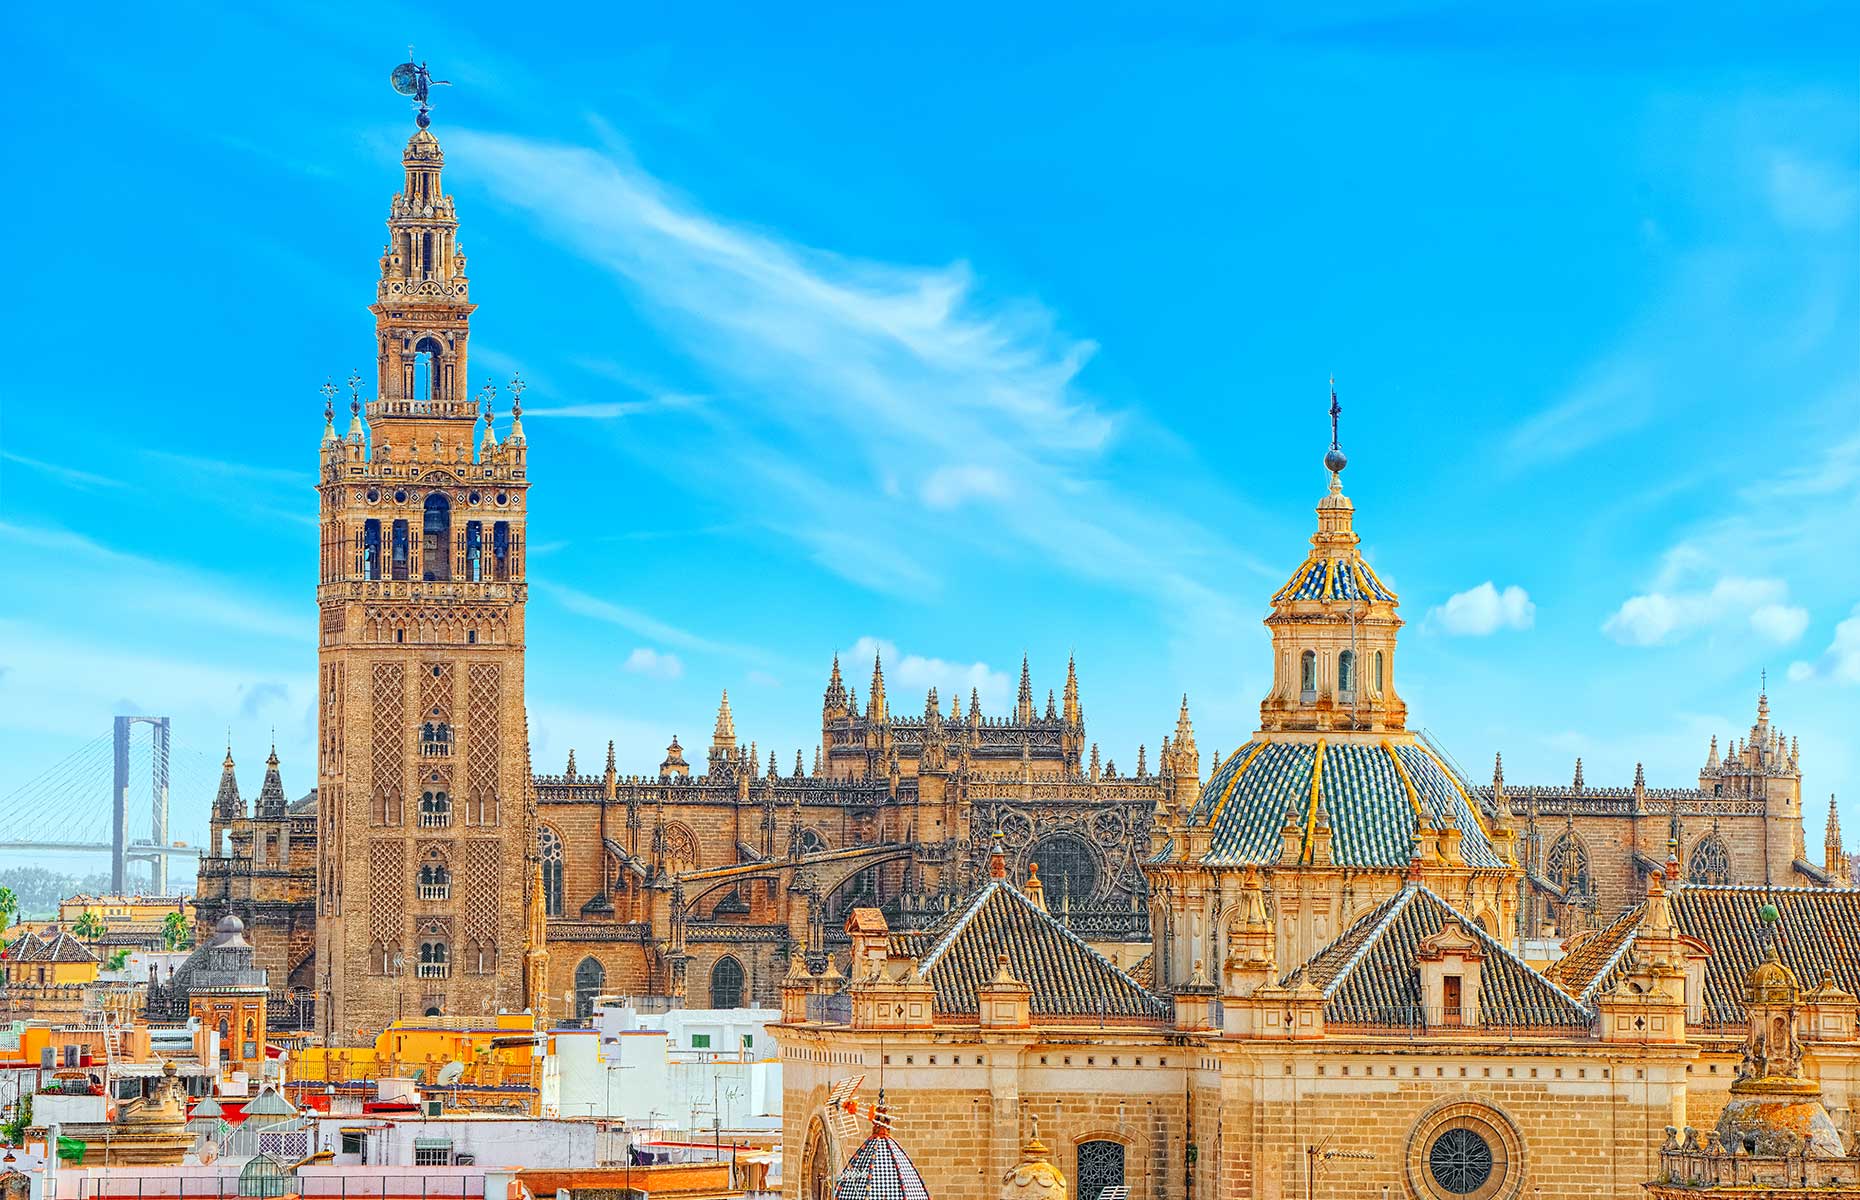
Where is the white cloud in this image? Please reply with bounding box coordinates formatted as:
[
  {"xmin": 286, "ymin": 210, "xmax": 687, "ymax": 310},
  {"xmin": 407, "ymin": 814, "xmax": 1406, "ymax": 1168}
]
[
  {"xmin": 1602, "ymin": 575, "xmax": 1808, "ymax": 648},
  {"xmin": 848, "ymin": 636, "xmax": 1011, "ymax": 713},
  {"xmin": 541, "ymin": 581, "xmax": 765, "ymax": 661},
  {"xmin": 1767, "ymin": 152, "xmax": 1858, "ymax": 233},
  {"xmin": 1789, "ymin": 604, "xmax": 1860, "ymax": 685},
  {"xmin": 1429, "ymin": 582, "xmax": 1535, "ymax": 636},
  {"xmin": 921, "ymin": 465, "xmax": 1010, "ymax": 510},
  {"xmin": 623, "ymin": 647, "xmax": 684, "ymax": 680}
]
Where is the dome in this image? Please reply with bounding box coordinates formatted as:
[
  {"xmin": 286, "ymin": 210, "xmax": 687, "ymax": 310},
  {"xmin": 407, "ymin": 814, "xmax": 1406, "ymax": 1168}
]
[
  {"xmin": 1187, "ymin": 738, "xmax": 1504, "ymax": 868},
  {"xmin": 1748, "ymin": 949, "xmax": 1801, "ymax": 1005},
  {"xmin": 1001, "ymin": 1133, "xmax": 1067, "ymax": 1200},
  {"xmin": 215, "ymin": 915, "xmax": 245, "ymax": 935},
  {"xmin": 1273, "ymin": 552, "xmax": 1396, "ymax": 605},
  {"xmin": 835, "ymin": 1111, "xmax": 930, "ymax": 1200},
  {"xmin": 403, "ymin": 129, "xmax": 444, "ymax": 163}
]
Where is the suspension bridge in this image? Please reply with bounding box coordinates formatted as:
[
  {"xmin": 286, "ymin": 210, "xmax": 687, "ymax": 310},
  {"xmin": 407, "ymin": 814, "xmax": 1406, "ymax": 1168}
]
[{"xmin": 0, "ymin": 717, "xmax": 225, "ymax": 894}]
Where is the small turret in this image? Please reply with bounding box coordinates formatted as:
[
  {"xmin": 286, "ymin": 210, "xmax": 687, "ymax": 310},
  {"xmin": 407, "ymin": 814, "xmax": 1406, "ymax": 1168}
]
[
  {"xmin": 214, "ymin": 745, "xmax": 245, "ymax": 823},
  {"xmin": 254, "ymin": 743, "xmax": 287, "ymax": 820},
  {"xmin": 867, "ymin": 652, "xmax": 887, "ymax": 722},
  {"xmin": 1016, "ymin": 655, "xmax": 1035, "ymax": 724},
  {"xmin": 1061, "ymin": 654, "xmax": 1081, "ymax": 725},
  {"xmin": 1827, "ymin": 795, "xmax": 1848, "ymax": 886}
]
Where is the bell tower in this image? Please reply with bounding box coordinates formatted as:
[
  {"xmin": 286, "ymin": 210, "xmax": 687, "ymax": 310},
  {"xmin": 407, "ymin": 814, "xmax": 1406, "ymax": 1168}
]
[{"xmin": 314, "ymin": 64, "xmax": 544, "ymax": 1043}]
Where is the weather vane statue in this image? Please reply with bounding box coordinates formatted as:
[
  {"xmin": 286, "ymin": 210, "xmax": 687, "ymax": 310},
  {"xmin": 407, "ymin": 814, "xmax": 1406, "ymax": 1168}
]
[{"xmin": 390, "ymin": 49, "xmax": 451, "ymax": 129}]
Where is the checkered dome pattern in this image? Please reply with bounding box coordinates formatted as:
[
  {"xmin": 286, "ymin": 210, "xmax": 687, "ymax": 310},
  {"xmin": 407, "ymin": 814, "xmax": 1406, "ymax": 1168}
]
[
  {"xmin": 1272, "ymin": 554, "xmax": 1397, "ymax": 604},
  {"xmin": 1191, "ymin": 739, "xmax": 1502, "ymax": 868},
  {"xmin": 835, "ymin": 1131, "xmax": 933, "ymax": 1200}
]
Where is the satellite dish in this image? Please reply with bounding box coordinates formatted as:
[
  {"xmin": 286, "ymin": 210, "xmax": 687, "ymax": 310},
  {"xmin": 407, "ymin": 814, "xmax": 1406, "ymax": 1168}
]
[
  {"xmin": 390, "ymin": 62, "xmax": 423, "ymax": 97},
  {"xmin": 435, "ymin": 1060, "xmax": 465, "ymax": 1086}
]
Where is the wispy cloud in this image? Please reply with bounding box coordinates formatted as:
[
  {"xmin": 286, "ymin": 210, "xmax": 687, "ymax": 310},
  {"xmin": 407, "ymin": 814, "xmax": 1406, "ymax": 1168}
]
[
  {"xmin": 1504, "ymin": 360, "xmax": 1654, "ymax": 466},
  {"xmin": 1603, "ymin": 571, "xmax": 1807, "ymax": 648},
  {"xmin": 540, "ymin": 581, "xmax": 765, "ymax": 662},
  {"xmin": 1790, "ymin": 603, "xmax": 1860, "ymax": 686},
  {"xmin": 1, "ymin": 451, "xmax": 129, "ymax": 491},
  {"xmin": 449, "ymin": 126, "xmax": 1272, "ymax": 626},
  {"xmin": 1766, "ymin": 152, "xmax": 1858, "ymax": 233}
]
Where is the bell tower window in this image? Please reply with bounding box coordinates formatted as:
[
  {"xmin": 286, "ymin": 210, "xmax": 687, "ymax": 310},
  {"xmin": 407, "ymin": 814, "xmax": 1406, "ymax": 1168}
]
[
  {"xmin": 422, "ymin": 494, "xmax": 452, "ymax": 582},
  {"xmin": 362, "ymin": 519, "xmax": 382, "ymax": 581},
  {"xmin": 1300, "ymin": 650, "xmax": 1317, "ymax": 701},
  {"xmin": 391, "ymin": 520, "xmax": 410, "ymax": 581},
  {"xmin": 1338, "ymin": 650, "xmax": 1356, "ymax": 694},
  {"xmin": 412, "ymin": 336, "xmax": 445, "ymax": 403},
  {"xmin": 493, "ymin": 522, "xmax": 511, "ymax": 581},
  {"xmin": 1375, "ymin": 650, "xmax": 1386, "ymax": 693},
  {"xmin": 465, "ymin": 522, "xmax": 483, "ymax": 581}
]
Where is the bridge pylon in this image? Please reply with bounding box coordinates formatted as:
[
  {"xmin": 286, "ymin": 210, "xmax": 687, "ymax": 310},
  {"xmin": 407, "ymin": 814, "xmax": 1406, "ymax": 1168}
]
[{"xmin": 113, "ymin": 716, "xmax": 171, "ymax": 893}]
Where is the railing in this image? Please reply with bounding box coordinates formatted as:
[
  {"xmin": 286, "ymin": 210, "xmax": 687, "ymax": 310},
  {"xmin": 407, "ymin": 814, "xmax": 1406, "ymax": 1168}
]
[
  {"xmin": 418, "ymin": 811, "xmax": 453, "ymax": 828},
  {"xmin": 418, "ymin": 884, "xmax": 451, "ymax": 901},
  {"xmin": 1323, "ymin": 1004, "xmax": 1594, "ymax": 1036},
  {"xmin": 419, "ymin": 741, "xmax": 453, "ymax": 759},
  {"xmin": 805, "ymin": 992, "xmax": 851, "ymax": 1025},
  {"xmin": 416, "ymin": 962, "xmax": 450, "ymax": 979}
]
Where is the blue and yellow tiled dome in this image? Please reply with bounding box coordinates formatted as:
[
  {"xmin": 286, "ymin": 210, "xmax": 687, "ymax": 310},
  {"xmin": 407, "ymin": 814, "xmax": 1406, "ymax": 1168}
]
[
  {"xmin": 1187, "ymin": 738, "xmax": 1504, "ymax": 869},
  {"xmin": 1272, "ymin": 554, "xmax": 1396, "ymax": 605}
]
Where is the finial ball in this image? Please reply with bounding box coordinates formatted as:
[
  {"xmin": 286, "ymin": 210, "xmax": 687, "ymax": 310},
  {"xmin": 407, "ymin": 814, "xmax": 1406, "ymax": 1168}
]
[{"xmin": 1324, "ymin": 447, "xmax": 1348, "ymax": 474}]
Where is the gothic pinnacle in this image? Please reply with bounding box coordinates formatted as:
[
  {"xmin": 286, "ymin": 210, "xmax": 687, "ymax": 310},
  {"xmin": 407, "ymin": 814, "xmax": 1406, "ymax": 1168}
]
[
  {"xmin": 566, "ymin": 748, "xmax": 578, "ymax": 778},
  {"xmin": 1017, "ymin": 654, "xmax": 1034, "ymax": 721},
  {"xmin": 1492, "ymin": 751, "xmax": 1504, "ymax": 786},
  {"xmin": 1573, "ymin": 757, "xmax": 1585, "ymax": 790},
  {"xmin": 713, "ymin": 690, "xmax": 736, "ymax": 748}
]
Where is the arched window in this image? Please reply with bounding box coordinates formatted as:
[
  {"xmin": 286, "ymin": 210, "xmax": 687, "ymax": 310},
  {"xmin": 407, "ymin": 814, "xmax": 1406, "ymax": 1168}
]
[
  {"xmin": 1076, "ymin": 1140, "xmax": 1127, "ymax": 1200},
  {"xmin": 391, "ymin": 519, "xmax": 411, "ymax": 582},
  {"xmin": 797, "ymin": 827, "xmax": 827, "ymax": 856},
  {"xmin": 1688, "ymin": 834, "xmax": 1732, "ymax": 885},
  {"xmin": 573, "ymin": 957, "xmax": 605, "ymax": 1020},
  {"xmin": 419, "ymin": 790, "xmax": 451, "ymax": 828},
  {"xmin": 420, "ymin": 722, "xmax": 452, "ymax": 757},
  {"xmin": 1300, "ymin": 650, "xmax": 1317, "ymax": 699},
  {"xmin": 1028, "ymin": 832, "xmax": 1101, "ymax": 910},
  {"xmin": 418, "ymin": 937, "xmax": 449, "ymax": 978},
  {"xmin": 540, "ymin": 827, "xmax": 564, "ymax": 917},
  {"xmin": 418, "ymin": 853, "xmax": 450, "ymax": 900},
  {"xmin": 413, "ymin": 336, "xmax": 444, "ymax": 400},
  {"xmin": 1546, "ymin": 833, "xmax": 1592, "ymax": 901},
  {"xmin": 465, "ymin": 521, "xmax": 483, "ymax": 581},
  {"xmin": 362, "ymin": 519, "xmax": 382, "ymax": 581},
  {"xmin": 1375, "ymin": 650, "xmax": 1386, "ymax": 693},
  {"xmin": 1338, "ymin": 649, "xmax": 1356, "ymax": 693},
  {"xmin": 422, "ymin": 494, "xmax": 452, "ymax": 581},
  {"xmin": 710, "ymin": 955, "xmax": 746, "ymax": 1009}
]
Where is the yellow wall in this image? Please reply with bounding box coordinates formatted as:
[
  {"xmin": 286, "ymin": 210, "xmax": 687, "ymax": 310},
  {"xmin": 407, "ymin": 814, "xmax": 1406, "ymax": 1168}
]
[{"xmin": 289, "ymin": 1013, "xmax": 543, "ymax": 1112}]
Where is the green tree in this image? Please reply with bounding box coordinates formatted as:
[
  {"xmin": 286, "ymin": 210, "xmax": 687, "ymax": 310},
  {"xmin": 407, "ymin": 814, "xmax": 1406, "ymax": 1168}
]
[
  {"xmin": 106, "ymin": 949, "xmax": 131, "ymax": 971},
  {"xmin": 161, "ymin": 911, "xmax": 193, "ymax": 951},
  {"xmin": 72, "ymin": 911, "xmax": 106, "ymax": 942},
  {"xmin": 2, "ymin": 1094, "xmax": 31, "ymax": 1146},
  {"xmin": 0, "ymin": 887, "xmax": 16, "ymax": 932}
]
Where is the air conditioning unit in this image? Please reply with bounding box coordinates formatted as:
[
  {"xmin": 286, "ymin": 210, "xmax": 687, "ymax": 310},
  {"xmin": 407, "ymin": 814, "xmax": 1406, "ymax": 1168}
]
[{"xmin": 422, "ymin": 1100, "xmax": 442, "ymax": 1117}]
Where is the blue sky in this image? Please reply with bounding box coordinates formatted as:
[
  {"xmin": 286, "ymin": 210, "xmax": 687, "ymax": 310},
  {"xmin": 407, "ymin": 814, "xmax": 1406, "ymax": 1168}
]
[{"xmin": 2, "ymin": 3, "xmax": 1857, "ymax": 857}]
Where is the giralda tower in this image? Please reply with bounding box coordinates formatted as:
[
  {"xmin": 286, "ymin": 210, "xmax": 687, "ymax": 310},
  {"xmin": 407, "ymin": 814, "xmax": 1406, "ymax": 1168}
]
[{"xmin": 314, "ymin": 78, "xmax": 545, "ymax": 1042}]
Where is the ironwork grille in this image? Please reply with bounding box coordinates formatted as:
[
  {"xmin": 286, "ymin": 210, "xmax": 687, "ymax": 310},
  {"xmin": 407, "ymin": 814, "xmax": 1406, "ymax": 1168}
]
[
  {"xmin": 1077, "ymin": 1140, "xmax": 1125, "ymax": 1200},
  {"xmin": 1428, "ymin": 1127, "xmax": 1493, "ymax": 1195}
]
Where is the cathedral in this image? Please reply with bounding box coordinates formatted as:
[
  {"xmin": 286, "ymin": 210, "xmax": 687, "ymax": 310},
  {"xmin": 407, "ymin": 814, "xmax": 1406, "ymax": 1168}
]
[{"xmin": 194, "ymin": 94, "xmax": 1849, "ymax": 1063}]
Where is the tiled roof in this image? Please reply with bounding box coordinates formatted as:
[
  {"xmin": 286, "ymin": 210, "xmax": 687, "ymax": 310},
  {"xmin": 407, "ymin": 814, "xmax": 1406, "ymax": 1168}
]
[
  {"xmin": 1273, "ymin": 555, "xmax": 1397, "ymax": 605},
  {"xmin": 1127, "ymin": 952, "xmax": 1154, "ymax": 990},
  {"xmin": 909, "ymin": 881, "xmax": 1167, "ymax": 1020},
  {"xmin": 1188, "ymin": 738, "xmax": 1504, "ymax": 869},
  {"xmin": 1282, "ymin": 884, "xmax": 1593, "ymax": 1030},
  {"xmin": 1543, "ymin": 903, "xmax": 1646, "ymax": 1005},
  {"xmin": 1543, "ymin": 886, "xmax": 1860, "ymax": 1024},
  {"xmin": 1547, "ymin": 878, "xmax": 1860, "ymax": 1019},
  {"xmin": 4, "ymin": 932, "xmax": 47, "ymax": 962},
  {"xmin": 40, "ymin": 932, "xmax": 99, "ymax": 963}
]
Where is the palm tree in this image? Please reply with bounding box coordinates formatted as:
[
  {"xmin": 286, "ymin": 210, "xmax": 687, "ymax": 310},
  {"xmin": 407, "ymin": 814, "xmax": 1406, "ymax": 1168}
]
[
  {"xmin": 72, "ymin": 911, "xmax": 106, "ymax": 942},
  {"xmin": 161, "ymin": 911, "xmax": 193, "ymax": 951}
]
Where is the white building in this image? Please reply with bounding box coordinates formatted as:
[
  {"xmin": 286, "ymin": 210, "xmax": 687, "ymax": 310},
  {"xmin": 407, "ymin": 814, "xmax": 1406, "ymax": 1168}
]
[{"xmin": 552, "ymin": 1004, "xmax": 782, "ymax": 1131}]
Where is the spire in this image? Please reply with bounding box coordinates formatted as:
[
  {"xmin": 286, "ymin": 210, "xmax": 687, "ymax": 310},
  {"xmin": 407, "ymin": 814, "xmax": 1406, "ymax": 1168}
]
[
  {"xmin": 1325, "ymin": 375, "xmax": 1347, "ymax": 476},
  {"xmin": 812, "ymin": 745, "xmax": 823, "ymax": 776},
  {"xmin": 795, "ymin": 749, "xmax": 805, "ymax": 778},
  {"xmin": 255, "ymin": 743, "xmax": 286, "ymax": 819},
  {"xmin": 1758, "ymin": 669, "xmax": 1770, "ymax": 725},
  {"xmin": 1016, "ymin": 654, "xmax": 1035, "ymax": 723},
  {"xmin": 970, "ymin": 686, "xmax": 982, "ymax": 722},
  {"xmin": 867, "ymin": 651, "xmax": 886, "ymax": 721},
  {"xmin": 1136, "ymin": 743, "xmax": 1147, "ymax": 777},
  {"xmin": 565, "ymin": 748, "xmax": 578, "ymax": 779},
  {"xmin": 1827, "ymin": 795, "xmax": 1848, "ymax": 886},
  {"xmin": 989, "ymin": 831, "xmax": 1008, "ymax": 880},
  {"xmin": 1572, "ymin": 757, "xmax": 1585, "ymax": 791},
  {"xmin": 713, "ymin": 690, "xmax": 736, "ymax": 748},
  {"xmin": 214, "ymin": 746, "xmax": 245, "ymax": 822},
  {"xmin": 321, "ymin": 379, "xmax": 339, "ymax": 444},
  {"xmin": 824, "ymin": 652, "xmax": 847, "ymax": 715},
  {"xmin": 1492, "ymin": 751, "xmax": 1504, "ymax": 787},
  {"xmin": 507, "ymin": 373, "xmax": 527, "ymax": 444},
  {"xmin": 1062, "ymin": 653, "xmax": 1081, "ymax": 724},
  {"xmin": 1706, "ymin": 734, "xmax": 1721, "ymax": 773},
  {"xmin": 1633, "ymin": 761, "xmax": 1646, "ymax": 792}
]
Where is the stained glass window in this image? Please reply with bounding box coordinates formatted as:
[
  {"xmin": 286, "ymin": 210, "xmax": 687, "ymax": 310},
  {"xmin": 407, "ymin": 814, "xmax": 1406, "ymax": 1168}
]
[
  {"xmin": 1428, "ymin": 1127, "xmax": 1493, "ymax": 1195},
  {"xmin": 711, "ymin": 955, "xmax": 745, "ymax": 1009},
  {"xmin": 1546, "ymin": 833, "xmax": 1591, "ymax": 900},
  {"xmin": 1689, "ymin": 835, "xmax": 1732, "ymax": 885},
  {"xmin": 1029, "ymin": 833, "xmax": 1100, "ymax": 909},
  {"xmin": 573, "ymin": 956, "xmax": 605, "ymax": 1019},
  {"xmin": 540, "ymin": 826, "xmax": 564, "ymax": 917}
]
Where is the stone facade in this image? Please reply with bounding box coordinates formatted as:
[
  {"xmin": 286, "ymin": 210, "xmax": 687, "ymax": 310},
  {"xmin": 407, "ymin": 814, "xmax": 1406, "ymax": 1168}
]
[
  {"xmin": 310, "ymin": 120, "xmax": 543, "ymax": 1043},
  {"xmin": 195, "ymin": 747, "xmax": 317, "ymax": 999}
]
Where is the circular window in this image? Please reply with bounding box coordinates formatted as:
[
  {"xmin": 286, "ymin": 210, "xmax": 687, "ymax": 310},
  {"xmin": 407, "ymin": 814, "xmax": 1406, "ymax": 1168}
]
[
  {"xmin": 468, "ymin": 490, "xmax": 481, "ymax": 505},
  {"xmin": 495, "ymin": 491, "xmax": 509, "ymax": 505},
  {"xmin": 1406, "ymin": 1103, "xmax": 1519, "ymax": 1200},
  {"xmin": 394, "ymin": 489, "xmax": 408, "ymax": 503},
  {"xmin": 1429, "ymin": 1128, "xmax": 1492, "ymax": 1194},
  {"xmin": 367, "ymin": 487, "xmax": 380, "ymax": 502}
]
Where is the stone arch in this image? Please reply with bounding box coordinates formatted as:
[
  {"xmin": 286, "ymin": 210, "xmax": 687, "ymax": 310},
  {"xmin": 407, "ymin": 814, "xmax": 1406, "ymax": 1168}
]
[
  {"xmin": 572, "ymin": 956, "xmax": 605, "ymax": 1020},
  {"xmin": 1405, "ymin": 1095, "xmax": 1526, "ymax": 1200},
  {"xmin": 662, "ymin": 821, "xmax": 700, "ymax": 875},
  {"xmin": 1545, "ymin": 831, "xmax": 1592, "ymax": 901},
  {"xmin": 1688, "ymin": 833, "xmax": 1732, "ymax": 886},
  {"xmin": 1070, "ymin": 1128, "xmax": 1137, "ymax": 1200},
  {"xmin": 799, "ymin": 1115, "xmax": 837, "ymax": 1200},
  {"xmin": 1025, "ymin": 830, "xmax": 1104, "ymax": 907},
  {"xmin": 710, "ymin": 954, "xmax": 746, "ymax": 1010}
]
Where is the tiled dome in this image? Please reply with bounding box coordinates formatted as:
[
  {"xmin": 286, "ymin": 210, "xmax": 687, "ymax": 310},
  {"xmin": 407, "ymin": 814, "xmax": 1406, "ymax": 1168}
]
[
  {"xmin": 835, "ymin": 1110, "xmax": 932, "ymax": 1200},
  {"xmin": 1187, "ymin": 738, "xmax": 1503, "ymax": 868}
]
